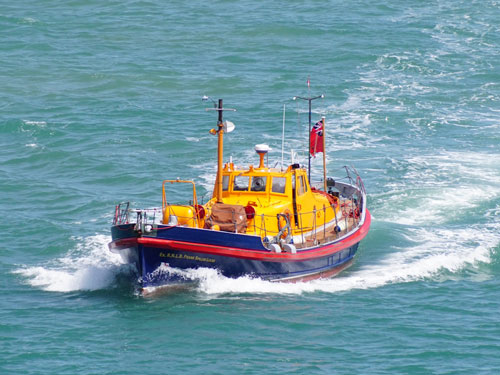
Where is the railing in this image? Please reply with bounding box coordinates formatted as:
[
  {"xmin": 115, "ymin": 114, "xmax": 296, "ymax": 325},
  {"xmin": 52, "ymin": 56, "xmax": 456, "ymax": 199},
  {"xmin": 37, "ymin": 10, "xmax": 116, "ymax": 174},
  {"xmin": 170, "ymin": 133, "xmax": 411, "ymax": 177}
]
[
  {"xmin": 113, "ymin": 202, "xmax": 130, "ymax": 225},
  {"xmin": 321, "ymin": 165, "xmax": 366, "ymax": 196},
  {"xmin": 160, "ymin": 194, "xmax": 362, "ymax": 249},
  {"xmin": 339, "ymin": 165, "xmax": 366, "ymax": 225},
  {"xmin": 115, "ymin": 199, "xmax": 361, "ymax": 248},
  {"xmin": 112, "ymin": 203, "xmax": 162, "ymax": 231},
  {"xmin": 113, "ymin": 166, "xmax": 367, "ymax": 249},
  {"xmin": 162, "ymin": 179, "xmax": 198, "ymax": 213},
  {"xmin": 315, "ymin": 165, "xmax": 366, "ymax": 220},
  {"xmin": 249, "ymin": 199, "xmax": 360, "ymax": 249},
  {"xmin": 131, "ymin": 208, "xmax": 163, "ymax": 233}
]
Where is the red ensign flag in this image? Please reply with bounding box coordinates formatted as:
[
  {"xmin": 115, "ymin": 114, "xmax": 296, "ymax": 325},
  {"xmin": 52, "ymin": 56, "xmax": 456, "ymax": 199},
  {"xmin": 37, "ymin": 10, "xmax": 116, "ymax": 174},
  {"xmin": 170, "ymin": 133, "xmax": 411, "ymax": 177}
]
[{"xmin": 310, "ymin": 120, "xmax": 324, "ymax": 157}]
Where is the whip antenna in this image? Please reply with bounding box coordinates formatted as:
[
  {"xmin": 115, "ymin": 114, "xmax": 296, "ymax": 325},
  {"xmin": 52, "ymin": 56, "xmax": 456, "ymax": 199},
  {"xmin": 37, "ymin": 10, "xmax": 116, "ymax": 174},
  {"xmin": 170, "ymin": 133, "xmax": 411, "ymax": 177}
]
[{"xmin": 281, "ymin": 104, "xmax": 286, "ymax": 171}]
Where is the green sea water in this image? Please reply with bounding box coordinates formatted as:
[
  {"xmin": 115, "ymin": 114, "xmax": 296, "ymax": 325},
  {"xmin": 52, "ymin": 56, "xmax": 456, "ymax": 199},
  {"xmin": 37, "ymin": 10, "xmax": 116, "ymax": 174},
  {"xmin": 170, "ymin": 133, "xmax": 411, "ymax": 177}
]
[{"xmin": 1, "ymin": 0, "xmax": 499, "ymax": 374}]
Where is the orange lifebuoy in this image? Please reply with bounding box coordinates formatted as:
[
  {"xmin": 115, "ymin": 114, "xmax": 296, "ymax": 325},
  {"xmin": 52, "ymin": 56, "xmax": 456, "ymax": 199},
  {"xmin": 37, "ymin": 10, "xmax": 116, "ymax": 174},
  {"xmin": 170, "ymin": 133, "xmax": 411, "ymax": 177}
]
[
  {"xmin": 277, "ymin": 210, "xmax": 292, "ymax": 241},
  {"xmin": 194, "ymin": 204, "xmax": 206, "ymax": 220}
]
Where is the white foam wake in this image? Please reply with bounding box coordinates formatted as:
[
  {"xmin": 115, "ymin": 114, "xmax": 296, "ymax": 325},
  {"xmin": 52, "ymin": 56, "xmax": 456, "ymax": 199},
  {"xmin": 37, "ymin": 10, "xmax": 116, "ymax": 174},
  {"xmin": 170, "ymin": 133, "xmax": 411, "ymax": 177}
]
[
  {"xmin": 374, "ymin": 150, "xmax": 500, "ymax": 226},
  {"xmin": 143, "ymin": 223, "xmax": 496, "ymax": 296},
  {"xmin": 20, "ymin": 227, "xmax": 496, "ymax": 295},
  {"xmin": 15, "ymin": 226, "xmax": 496, "ymax": 296},
  {"xmin": 14, "ymin": 235, "xmax": 128, "ymax": 292}
]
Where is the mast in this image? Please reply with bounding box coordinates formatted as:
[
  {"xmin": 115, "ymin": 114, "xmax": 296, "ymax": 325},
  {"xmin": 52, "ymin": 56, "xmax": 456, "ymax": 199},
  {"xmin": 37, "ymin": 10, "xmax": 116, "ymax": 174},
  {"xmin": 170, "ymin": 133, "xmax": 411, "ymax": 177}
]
[
  {"xmin": 322, "ymin": 117, "xmax": 327, "ymax": 192},
  {"xmin": 205, "ymin": 97, "xmax": 236, "ymax": 203},
  {"xmin": 293, "ymin": 93, "xmax": 324, "ymax": 182},
  {"xmin": 216, "ymin": 99, "xmax": 224, "ymax": 202}
]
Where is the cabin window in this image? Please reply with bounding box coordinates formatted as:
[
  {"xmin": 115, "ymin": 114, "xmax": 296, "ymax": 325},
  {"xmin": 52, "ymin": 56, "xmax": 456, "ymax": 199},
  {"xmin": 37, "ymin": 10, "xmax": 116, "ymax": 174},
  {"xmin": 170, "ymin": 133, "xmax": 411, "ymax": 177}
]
[
  {"xmin": 222, "ymin": 175, "xmax": 229, "ymax": 191},
  {"xmin": 272, "ymin": 177, "xmax": 286, "ymax": 194},
  {"xmin": 233, "ymin": 176, "xmax": 249, "ymax": 191},
  {"xmin": 250, "ymin": 176, "xmax": 267, "ymax": 192},
  {"xmin": 297, "ymin": 175, "xmax": 305, "ymax": 196},
  {"xmin": 301, "ymin": 175, "xmax": 308, "ymax": 192}
]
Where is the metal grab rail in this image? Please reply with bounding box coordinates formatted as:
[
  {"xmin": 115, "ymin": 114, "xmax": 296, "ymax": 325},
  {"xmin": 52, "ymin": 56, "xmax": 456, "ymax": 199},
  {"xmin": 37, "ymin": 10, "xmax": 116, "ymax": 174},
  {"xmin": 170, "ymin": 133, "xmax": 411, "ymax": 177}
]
[
  {"xmin": 119, "ymin": 202, "xmax": 342, "ymax": 236},
  {"xmin": 162, "ymin": 180, "xmax": 199, "ymax": 210},
  {"xmin": 162, "ymin": 179, "xmax": 204, "ymax": 225},
  {"xmin": 114, "ymin": 196, "xmax": 361, "ymax": 247},
  {"xmin": 244, "ymin": 202, "xmax": 339, "ymax": 236},
  {"xmin": 116, "ymin": 197, "xmax": 362, "ymax": 236},
  {"xmin": 113, "ymin": 167, "xmax": 366, "ymax": 247},
  {"xmin": 113, "ymin": 202, "xmax": 130, "ymax": 225}
]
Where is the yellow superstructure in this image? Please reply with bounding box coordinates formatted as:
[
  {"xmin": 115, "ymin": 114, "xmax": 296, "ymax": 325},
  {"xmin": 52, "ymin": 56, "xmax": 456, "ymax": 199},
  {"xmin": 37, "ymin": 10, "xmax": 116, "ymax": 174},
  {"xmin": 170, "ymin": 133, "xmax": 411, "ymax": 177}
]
[{"xmin": 162, "ymin": 157, "xmax": 340, "ymax": 246}]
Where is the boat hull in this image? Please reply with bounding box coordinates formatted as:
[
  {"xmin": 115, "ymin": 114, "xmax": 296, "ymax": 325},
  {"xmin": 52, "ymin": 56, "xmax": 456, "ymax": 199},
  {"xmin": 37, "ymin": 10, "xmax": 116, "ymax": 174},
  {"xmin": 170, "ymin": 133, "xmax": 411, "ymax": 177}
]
[{"xmin": 109, "ymin": 210, "xmax": 371, "ymax": 289}]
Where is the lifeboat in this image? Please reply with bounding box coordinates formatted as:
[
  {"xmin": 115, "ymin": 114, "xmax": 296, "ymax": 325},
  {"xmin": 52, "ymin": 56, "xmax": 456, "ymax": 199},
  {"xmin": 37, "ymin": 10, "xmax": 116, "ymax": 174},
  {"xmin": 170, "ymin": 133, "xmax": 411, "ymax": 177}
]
[{"xmin": 109, "ymin": 97, "xmax": 371, "ymax": 292}]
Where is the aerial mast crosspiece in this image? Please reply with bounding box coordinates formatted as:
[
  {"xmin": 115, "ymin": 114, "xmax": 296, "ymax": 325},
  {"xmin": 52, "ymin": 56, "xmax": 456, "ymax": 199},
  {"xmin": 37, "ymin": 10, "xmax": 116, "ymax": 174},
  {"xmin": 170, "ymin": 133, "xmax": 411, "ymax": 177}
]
[
  {"xmin": 292, "ymin": 92, "xmax": 325, "ymax": 183},
  {"xmin": 203, "ymin": 96, "xmax": 236, "ymax": 203}
]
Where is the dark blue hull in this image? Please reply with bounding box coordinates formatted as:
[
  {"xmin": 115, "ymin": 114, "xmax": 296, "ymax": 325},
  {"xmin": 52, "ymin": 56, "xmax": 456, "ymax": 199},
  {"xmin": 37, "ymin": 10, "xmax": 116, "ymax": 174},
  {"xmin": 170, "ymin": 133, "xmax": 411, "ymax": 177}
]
[{"xmin": 137, "ymin": 242, "xmax": 359, "ymax": 288}]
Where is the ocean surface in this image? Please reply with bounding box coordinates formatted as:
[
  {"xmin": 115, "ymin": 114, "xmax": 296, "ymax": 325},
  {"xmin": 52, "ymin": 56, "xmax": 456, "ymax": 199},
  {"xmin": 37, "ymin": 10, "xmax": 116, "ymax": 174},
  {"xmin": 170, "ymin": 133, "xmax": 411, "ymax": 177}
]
[{"xmin": 1, "ymin": 0, "xmax": 499, "ymax": 374}]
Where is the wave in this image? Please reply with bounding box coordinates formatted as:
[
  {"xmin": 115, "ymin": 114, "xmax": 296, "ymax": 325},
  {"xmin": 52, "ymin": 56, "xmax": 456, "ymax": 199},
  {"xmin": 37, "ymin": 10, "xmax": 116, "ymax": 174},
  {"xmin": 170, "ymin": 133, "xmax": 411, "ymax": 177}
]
[
  {"xmin": 14, "ymin": 234, "xmax": 130, "ymax": 292},
  {"xmin": 143, "ymin": 242, "xmax": 494, "ymax": 297},
  {"xmin": 22, "ymin": 120, "xmax": 46, "ymax": 126},
  {"xmin": 374, "ymin": 150, "xmax": 500, "ymax": 225},
  {"xmin": 14, "ymin": 226, "xmax": 496, "ymax": 296},
  {"xmin": 142, "ymin": 222, "xmax": 497, "ymax": 297}
]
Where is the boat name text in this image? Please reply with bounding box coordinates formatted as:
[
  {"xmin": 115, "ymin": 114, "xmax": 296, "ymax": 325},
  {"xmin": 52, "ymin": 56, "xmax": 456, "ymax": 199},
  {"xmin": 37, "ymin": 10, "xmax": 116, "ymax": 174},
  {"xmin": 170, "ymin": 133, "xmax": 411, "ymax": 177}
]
[{"xmin": 159, "ymin": 252, "xmax": 215, "ymax": 263}]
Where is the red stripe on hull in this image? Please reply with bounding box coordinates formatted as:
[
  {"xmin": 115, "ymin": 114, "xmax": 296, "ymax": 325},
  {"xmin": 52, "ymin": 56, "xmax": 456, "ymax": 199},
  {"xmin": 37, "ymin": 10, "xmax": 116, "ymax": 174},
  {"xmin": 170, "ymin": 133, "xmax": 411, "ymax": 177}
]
[
  {"xmin": 136, "ymin": 210, "xmax": 371, "ymax": 262},
  {"xmin": 108, "ymin": 237, "xmax": 138, "ymax": 251}
]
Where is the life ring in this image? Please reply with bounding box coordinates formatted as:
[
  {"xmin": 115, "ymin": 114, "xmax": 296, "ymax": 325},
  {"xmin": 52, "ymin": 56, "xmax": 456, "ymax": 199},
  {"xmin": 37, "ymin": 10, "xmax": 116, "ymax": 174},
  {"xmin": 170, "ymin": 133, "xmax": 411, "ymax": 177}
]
[
  {"xmin": 277, "ymin": 210, "xmax": 292, "ymax": 242},
  {"xmin": 193, "ymin": 204, "xmax": 206, "ymax": 220}
]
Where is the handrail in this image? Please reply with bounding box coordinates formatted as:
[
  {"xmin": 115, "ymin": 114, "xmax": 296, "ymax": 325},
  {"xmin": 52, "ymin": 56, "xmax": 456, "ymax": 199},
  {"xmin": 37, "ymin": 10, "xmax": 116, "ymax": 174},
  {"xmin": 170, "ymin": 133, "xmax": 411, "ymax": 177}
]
[
  {"xmin": 162, "ymin": 179, "xmax": 198, "ymax": 208},
  {"xmin": 119, "ymin": 196, "xmax": 360, "ymax": 248},
  {"xmin": 113, "ymin": 202, "xmax": 130, "ymax": 225},
  {"xmin": 160, "ymin": 174, "xmax": 363, "ymax": 235},
  {"xmin": 162, "ymin": 179, "xmax": 200, "ymax": 222},
  {"xmin": 115, "ymin": 168, "xmax": 366, "ymax": 249}
]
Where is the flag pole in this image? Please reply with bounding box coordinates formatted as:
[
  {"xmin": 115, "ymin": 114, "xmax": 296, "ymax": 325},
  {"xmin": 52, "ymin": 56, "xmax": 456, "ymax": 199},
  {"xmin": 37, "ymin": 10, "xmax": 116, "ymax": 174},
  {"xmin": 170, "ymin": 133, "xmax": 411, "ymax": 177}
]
[
  {"xmin": 322, "ymin": 116, "xmax": 327, "ymax": 192},
  {"xmin": 292, "ymin": 93, "xmax": 324, "ymax": 183},
  {"xmin": 281, "ymin": 104, "xmax": 286, "ymax": 171},
  {"xmin": 306, "ymin": 77, "xmax": 311, "ymax": 181}
]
